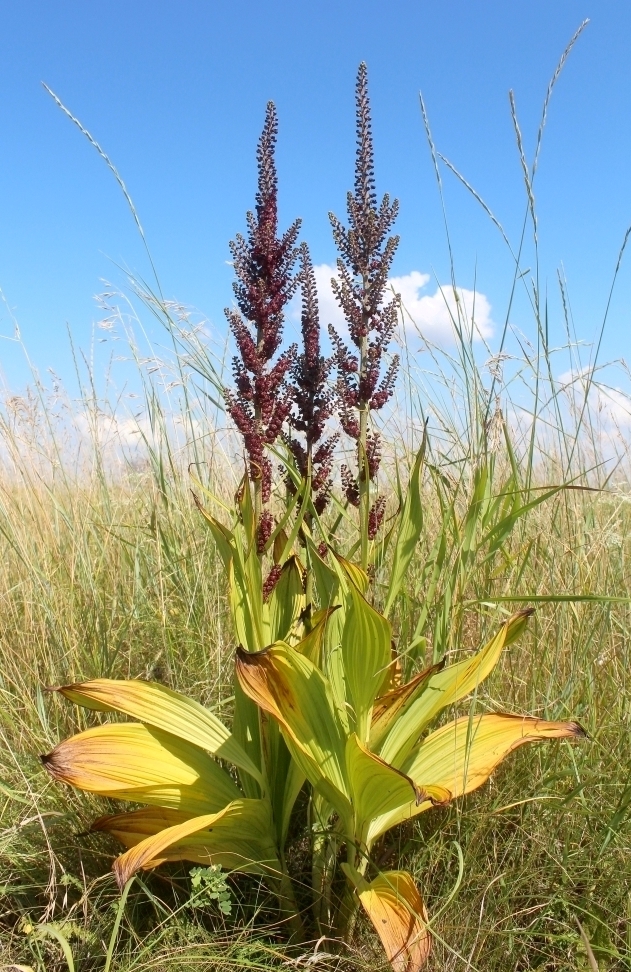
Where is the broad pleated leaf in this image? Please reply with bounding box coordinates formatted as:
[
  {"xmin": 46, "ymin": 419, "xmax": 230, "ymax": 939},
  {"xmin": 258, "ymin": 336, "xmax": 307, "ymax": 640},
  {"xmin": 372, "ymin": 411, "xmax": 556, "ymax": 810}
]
[
  {"xmin": 358, "ymin": 870, "xmax": 431, "ymax": 972},
  {"xmin": 369, "ymin": 712, "xmax": 586, "ymax": 841},
  {"xmin": 384, "ymin": 436, "xmax": 426, "ymax": 618},
  {"xmin": 333, "ymin": 552, "xmax": 370, "ymax": 594},
  {"xmin": 41, "ymin": 722, "xmax": 241, "ymax": 814},
  {"xmin": 369, "ymin": 661, "xmax": 444, "ymax": 752},
  {"xmin": 108, "ymin": 799, "xmax": 280, "ymax": 888},
  {"xmin": 379, "ymin": 611, "xmax": 534, "ymax": 768},
  {"xmin": 342, "ymin": 582, "xmax": 392, "ymax": 740},
  {"xmin": 268, "ymin": 556, "xmax": 306, "ymax": 643},
  {"xmin": 53, "ymin": 677, "xmax": 261, "ymax": 783},
  {"xmin": 346, "ymin": 735, "xmax": 448, "ymax": 844},
  {"xmin": 295, "ymin": 607, "xmax": 339, "ymax": 668},
  {"xmin": 235, "ymin": 642, "xmax": 351, "ymax": 820}
]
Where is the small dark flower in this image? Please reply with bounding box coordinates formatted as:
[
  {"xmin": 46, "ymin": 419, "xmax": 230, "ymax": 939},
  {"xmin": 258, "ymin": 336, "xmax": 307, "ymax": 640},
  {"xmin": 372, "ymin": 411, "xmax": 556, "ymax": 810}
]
[
  {"xmin": 328, "ymin": 62, "xmax": 401, "ymax": 506},
  {"xmin": 288, "ymin": 243, "xmax": 336, "ymax": 515},
  {"xmin": 341, "ymin": 464, "xmax": 360, "ymax": 507},
  {"xmin": 263, "ymin": 564, "xmax": 283, "ymax": 601},
  {"xmin": 257, "ymin": 510, "xmax": 275, "ymax": 553},
  {"xmin": 368, "ymin": 495, "xmax": 386, "ymax": 539}
]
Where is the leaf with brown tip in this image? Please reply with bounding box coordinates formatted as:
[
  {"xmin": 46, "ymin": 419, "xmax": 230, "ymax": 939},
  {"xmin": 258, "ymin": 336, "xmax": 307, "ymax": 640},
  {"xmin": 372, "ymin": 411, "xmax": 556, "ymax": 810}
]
[
  {"xmin": 369, "ymin": 712, "xmax": 586, "ymax": 841},
  {"xmin": 50, "ymin": 678, "xmax": 261, "ymax": 782},
  {"xmin": 41, "ymin": 722, "xmax": 241, "ymax": 814}
]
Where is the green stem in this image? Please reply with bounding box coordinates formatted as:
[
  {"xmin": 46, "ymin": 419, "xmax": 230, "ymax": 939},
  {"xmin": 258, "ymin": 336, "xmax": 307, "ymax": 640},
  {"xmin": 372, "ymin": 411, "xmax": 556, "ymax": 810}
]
[
  {"xmin": 358, "ymin": 322, "xmax": 370, "ymax": 571},
  {"xmin": 277, "ymin": 859, "xmax": 305, "ymax": 943}
]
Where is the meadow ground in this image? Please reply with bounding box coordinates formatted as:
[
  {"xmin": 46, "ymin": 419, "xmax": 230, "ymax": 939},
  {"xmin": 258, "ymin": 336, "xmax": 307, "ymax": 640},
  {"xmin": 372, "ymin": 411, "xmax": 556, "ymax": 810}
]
[{"xmin": 0, "ymin": 360, "xmax": 630, "ymax": 972}]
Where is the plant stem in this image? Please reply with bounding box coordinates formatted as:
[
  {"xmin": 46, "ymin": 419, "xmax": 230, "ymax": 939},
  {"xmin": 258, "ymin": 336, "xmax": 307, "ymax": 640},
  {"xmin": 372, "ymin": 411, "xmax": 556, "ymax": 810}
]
[
  {"xmin": 358, "ymin": 294, "xmax": 370, "ymax": 570},
  {"xmin": 277, "ymin": 859, "xmax": 305, "ymax": 942}
]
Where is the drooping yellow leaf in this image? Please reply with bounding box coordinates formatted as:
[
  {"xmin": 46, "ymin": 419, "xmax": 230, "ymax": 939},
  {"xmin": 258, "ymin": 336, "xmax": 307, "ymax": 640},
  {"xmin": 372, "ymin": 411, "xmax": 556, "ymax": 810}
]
[
  {"xmin": 369, "ymin": 712, "xmax": 586, "ymax": 841},
  {"xmin": 346, "ymin": 735, "xmax": 449, "ymax": 847},
  {"xmin": 235, "ymin": 642, "xmax": 352, "ymax": 821},
  {"xmin": 379, "ymin": 611, "xmax": 534, "ymax": 768},
  {"xmin": 108, "ymin": 799, "xmax": 280, "ymax": 888},
  {"xmin": 52, "ymin": 677, "xmax": 261, "ymax": 783},
  {"xmin": 41, "ymin": 722, "xmax": 241, "ymax": 814},
  {"xmin": 358, "ymin": 870, "xmax": 431, "ymax": 972}
]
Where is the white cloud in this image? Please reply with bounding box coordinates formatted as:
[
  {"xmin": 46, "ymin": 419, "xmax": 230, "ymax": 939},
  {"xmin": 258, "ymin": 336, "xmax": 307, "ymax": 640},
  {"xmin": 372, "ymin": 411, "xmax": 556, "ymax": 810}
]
[
  {"xmin": 389, "ymin": 271, "xmax": 493, "ymax": 343},
  {"xmin": 290, "ymin": 264, "xmax": 493, "ymax": 345}
]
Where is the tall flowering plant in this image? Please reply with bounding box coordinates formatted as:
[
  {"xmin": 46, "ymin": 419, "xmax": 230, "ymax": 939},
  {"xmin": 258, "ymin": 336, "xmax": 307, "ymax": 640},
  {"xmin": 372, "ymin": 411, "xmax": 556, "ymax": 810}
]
[
  {"xmin": 224, "ymin": 101, "xmax": 300, "ymax": 552},
  {"xmin": 329, "ymin": 63, "xmax": 401, "ymax": 568},
  {"xmin": 42, "ymin": 65, "xmax": 587, "ymax": 971}
]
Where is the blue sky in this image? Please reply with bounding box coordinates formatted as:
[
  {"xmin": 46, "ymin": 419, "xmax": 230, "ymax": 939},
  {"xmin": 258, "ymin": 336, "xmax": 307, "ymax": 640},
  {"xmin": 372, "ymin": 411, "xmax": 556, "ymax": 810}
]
[{"xmin": 1, "ymin": 0, "xmax": 630, "ymax": 398}]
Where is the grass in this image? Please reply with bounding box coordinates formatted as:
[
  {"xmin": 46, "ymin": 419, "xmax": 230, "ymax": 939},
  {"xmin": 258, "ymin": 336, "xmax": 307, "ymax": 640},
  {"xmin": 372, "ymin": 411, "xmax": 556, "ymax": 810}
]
[{"xmin": 0, "ymin": 348, "xmax": 630, "ymax": 972}]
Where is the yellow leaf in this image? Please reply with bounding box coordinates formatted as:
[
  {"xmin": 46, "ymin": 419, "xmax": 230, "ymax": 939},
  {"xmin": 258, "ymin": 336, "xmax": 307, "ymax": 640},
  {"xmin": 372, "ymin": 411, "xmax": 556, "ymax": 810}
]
[
  {"xmin": 41, "ymin": 722, "xmax": 241, "ymax": 814},
  {"xmin": 346, "ymin": 735, "xmax": 448, "ymax": 847},
  {"xmin": 295, "ymin": 606, "xmax": 340, "ymax": 667},
  {"xmin": 369, "ymin": 661, "xmax": 444, "ymax": 751},
  {"xmin": 358, "ymin": 870, "xmax": 431, "ymax": 972},
  {"xmin": 369, "ymin": 712, "xmax": 586, "ymax": 841},
  {"xmin": 94, "ymin": 799, "xmax": 280, "ymax": 882},
  {"xmin": 51, "ymin": 678, "xmax": 261, "ymax": 782},
  {"xmin": 379, "ymin": 611, "xmax": 534, "ymax": 768},
  {"xmin": 235, "ymin": 642, "xmax": 352, "ymax": 822},
  {"xmin": 332, "ymin": 552, "xmax": 370, "ymax": 594}
]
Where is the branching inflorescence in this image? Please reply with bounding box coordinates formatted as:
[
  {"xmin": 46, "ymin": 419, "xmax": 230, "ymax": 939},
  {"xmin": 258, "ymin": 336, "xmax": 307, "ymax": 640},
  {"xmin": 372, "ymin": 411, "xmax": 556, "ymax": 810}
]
[
  {"xmin": 287, "ymin": 243, "xmax": 337, "ymax": 516},
  {"xmin": 329, "ymin": 62, "xmax": 401, "ymax": 564},
  {"xmin": 224, "ymin": 102, "xmax": 301, "ymax": 535}
]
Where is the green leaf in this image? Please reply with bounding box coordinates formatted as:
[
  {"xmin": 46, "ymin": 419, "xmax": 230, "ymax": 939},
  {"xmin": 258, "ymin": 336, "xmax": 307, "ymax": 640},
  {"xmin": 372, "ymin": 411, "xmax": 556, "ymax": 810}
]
[
  {"xmin": 268, "ymin": 557, "xmax": 306, "ymax": 643},
  {"xmin": 192, "ymin": 495, "xmax": 235, "ymax": 570},
  {"xmin": 342, "ymin": 582, "xmax": 392, "ymax": 740},
  {"xmin": 384, "ymin": 434, "xmax": 427, "ymax": 618}
]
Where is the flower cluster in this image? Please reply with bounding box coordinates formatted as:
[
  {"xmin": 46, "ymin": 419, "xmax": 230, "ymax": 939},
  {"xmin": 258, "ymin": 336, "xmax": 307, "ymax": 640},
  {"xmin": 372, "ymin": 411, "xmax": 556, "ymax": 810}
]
[
  {"xmin": 328, "ymin": 63, "xmax": 400, "ymax": 526},
  {"xmin": 224, "ymin": 102, "xmax": 300, "ymax": 508},
  {"xmin": 287, "ymin": 244, "xmax": 337, "ymax": 515}
]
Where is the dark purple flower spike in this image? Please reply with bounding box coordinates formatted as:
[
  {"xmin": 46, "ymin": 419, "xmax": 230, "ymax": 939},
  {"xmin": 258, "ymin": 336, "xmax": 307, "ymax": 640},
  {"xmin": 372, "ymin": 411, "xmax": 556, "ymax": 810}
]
[
  {"xmin": 224, "ymin": 102, "xmax": 301, "ymax": 536},
  {"xmin": 328, "ymin": 63, "xmax": 400, "ymax": 561},
  {"xmin": 287, "ymin": 243, "xmax": 337, "ymax": 517}
]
